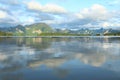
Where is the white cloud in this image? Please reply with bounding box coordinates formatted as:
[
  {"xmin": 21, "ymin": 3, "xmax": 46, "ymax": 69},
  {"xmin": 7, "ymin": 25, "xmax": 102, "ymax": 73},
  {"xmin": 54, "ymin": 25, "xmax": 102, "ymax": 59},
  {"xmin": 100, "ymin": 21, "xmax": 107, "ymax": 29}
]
[
  {"xmin": 26, "ymin": 1, "xmax": 67, "ymax": 13},
  {"xmin": 101, "ymin": 22, "xmax": 110, "ymax": 28},
  {"xmin": 0, "ymin": 10, "xmax": 8, "ymax": 18},
  {"xmin": 42, "ymin": 3, "xmax": 67, "ymax": 13},
  {"xmin": 101, "ymin": 22, "xmax": 120, "ymax": 28},
  {"xmin": 26, "ymin": 1, "xmax": 42, "ymax": 11},
  {"xmin": 76, "ymin": 4, "xmax": 110, "ymax": 20},
  {"xmin": 0, "ymin": 0, "xmax": 120, "ymax": 29},
  {"xmin": 0, "ymin": 10, "xmax": 20, "ymax": 26},
  {"xmin": 24, "ymin": 2, "xmax": 120, "ymax": 29}
]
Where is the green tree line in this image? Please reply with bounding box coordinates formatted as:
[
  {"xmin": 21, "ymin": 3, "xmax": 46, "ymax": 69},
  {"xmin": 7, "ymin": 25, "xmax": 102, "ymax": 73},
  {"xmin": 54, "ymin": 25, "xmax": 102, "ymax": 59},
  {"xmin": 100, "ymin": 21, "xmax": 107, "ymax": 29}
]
[{"xmin": 0, "ymin": 31, "xmax": 13, "ymax": 36}]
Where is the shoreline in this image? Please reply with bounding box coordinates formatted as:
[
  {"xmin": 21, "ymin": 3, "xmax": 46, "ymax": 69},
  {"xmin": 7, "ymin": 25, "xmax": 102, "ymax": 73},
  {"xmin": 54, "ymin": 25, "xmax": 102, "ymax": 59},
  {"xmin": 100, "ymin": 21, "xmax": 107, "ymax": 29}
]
[{"xmin": 0, "ymin": 36, "xmax": 120, "ymax": 38}]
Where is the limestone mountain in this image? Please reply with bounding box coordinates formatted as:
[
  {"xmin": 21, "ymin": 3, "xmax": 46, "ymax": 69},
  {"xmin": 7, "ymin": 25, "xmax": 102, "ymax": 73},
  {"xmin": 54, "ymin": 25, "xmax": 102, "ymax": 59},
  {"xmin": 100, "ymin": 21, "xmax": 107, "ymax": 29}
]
[
  {"xmin": 26, "ymin": 23, "xmax": 53, "ymax": 35},
  {"xmin": 0, "ymin": 23, "xmax": 53, "ymax": 36}
]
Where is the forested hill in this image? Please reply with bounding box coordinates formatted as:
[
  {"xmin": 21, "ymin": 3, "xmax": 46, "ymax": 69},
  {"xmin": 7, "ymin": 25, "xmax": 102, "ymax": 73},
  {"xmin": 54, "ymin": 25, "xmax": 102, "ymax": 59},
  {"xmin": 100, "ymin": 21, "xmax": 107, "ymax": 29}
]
[
  {"xmin": 0, "ymin": 23, "xmax": 53, "ymax": 36},
  {"xmin": 0, "ymin": 23, "xmax": 120, "ymax": 36}
]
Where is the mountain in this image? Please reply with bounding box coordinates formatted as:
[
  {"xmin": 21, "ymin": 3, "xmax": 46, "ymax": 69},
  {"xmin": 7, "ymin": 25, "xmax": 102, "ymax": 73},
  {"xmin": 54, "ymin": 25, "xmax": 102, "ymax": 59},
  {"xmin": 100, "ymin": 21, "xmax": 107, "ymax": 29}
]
[
  {"xmin": 54, "ymin": 28, "xmax": 120, "ymax": 36},
  {"xmin": 0, "ymin": 23, "xmax": 53, "ymax": 36},
  {"xmin": 14, "ymin": 23, "xmax": 53, "ymax": 36},
  {"xmin": 0, "ymin": 23, "xmax": 120, "ymax": 36}
]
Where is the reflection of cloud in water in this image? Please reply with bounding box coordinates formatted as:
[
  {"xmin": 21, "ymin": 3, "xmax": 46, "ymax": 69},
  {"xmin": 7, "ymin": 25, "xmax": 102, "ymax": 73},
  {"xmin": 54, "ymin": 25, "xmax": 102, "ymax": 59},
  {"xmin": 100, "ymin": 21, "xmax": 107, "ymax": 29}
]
[
  {"xmin": 102, "ymin": 43, "xmax": 112, "ymax": 49},
  {"xmin": 0, "ymin": 50, "xmax": 118, "ymax": 73},
  {"xmin": 29, "ymin": 59, "xmax": 65, "ymax": 68},
  {"xmin": 0, "ymin": 54, "xmax": 8, "ymax": 61},
  {"xmin": 0, "ymin": 37, "xmax": 120, "ymax": 73},
  {"xmin": 75, "ymin": 53, "xmax": 106, "ymax": 67}
]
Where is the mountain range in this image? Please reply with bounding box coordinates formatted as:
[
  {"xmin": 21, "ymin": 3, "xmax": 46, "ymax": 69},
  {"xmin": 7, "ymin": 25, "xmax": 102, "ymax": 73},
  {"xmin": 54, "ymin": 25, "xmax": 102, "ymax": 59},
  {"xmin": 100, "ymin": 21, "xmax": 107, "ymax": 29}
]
[
  {"xmin": 0, "ymin": 23, "xmax": 120, "ymax": 36},
  {"xmin": 0, "ymin": 23, "xmax": 53, "ymax": 36}
]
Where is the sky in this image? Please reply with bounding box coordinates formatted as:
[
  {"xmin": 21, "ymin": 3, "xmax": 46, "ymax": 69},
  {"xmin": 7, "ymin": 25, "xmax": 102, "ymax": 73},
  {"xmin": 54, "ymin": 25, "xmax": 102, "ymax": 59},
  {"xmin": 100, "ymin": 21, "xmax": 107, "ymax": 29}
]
[{"xmin": 0, "ymin": 0, "xmax": 120, "ymax": 29}]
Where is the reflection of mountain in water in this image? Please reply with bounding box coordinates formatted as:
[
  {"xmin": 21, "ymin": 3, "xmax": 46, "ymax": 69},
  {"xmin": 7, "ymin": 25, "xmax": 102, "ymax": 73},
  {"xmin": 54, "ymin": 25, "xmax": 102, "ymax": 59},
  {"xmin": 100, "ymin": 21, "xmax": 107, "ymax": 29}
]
[
  {"xmin": 0, "ymin": 37, "xmax": 52, "ymax": 50},
  {"xmin": 0, "ymin": 37, "xmax": 120, "ymax": 73}
]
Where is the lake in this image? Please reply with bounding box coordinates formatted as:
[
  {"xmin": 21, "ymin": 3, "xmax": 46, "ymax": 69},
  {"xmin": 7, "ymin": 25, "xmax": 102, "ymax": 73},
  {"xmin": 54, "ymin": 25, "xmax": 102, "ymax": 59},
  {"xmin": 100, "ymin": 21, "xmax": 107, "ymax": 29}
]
[{"xmin": 0, "ymin": 37, "xmax": 120, "ymax": 80}]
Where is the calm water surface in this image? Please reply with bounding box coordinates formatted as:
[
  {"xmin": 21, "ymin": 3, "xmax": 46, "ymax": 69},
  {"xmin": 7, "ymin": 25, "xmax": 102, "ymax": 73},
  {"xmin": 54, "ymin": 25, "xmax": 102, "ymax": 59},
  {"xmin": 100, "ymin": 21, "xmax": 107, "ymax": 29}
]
[{"xmin": 0, "ymin": 37, "xmax": 120, "ymax": 80}]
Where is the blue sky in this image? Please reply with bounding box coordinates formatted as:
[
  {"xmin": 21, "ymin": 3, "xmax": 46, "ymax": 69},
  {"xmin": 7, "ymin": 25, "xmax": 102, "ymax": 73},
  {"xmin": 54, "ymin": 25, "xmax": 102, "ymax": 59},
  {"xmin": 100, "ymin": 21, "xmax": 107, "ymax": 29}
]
[
  {"xmin": 39, "ymin": 0, "xmax": 119, "ymax": 11},
  {"xmin": 0, "ymin": 0, "xmax": 120, "ymax": 29}
]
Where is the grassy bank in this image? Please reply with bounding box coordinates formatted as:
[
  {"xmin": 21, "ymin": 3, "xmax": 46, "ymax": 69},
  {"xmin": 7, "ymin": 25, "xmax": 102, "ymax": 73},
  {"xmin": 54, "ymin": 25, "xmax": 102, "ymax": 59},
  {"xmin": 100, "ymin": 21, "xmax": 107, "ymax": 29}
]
[
  {"xmin": 0, "ymin": 32, "xmax": 120, "ymax": 37},
  {"xmin": 0, "ymin": 31, "xmax": 13, "ymax": 36},
  {"xmin": 39, "ymin": 33, "xmax": 91, "ymax": 36}
]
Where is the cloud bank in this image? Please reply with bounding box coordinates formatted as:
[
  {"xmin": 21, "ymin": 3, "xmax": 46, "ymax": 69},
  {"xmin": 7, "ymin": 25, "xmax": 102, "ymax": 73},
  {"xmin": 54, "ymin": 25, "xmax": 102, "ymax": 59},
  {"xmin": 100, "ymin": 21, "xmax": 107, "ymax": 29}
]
[
  {"xmin": 0, "ymin": 0, "xmax": 120, "ymax": 29},
  {"xmin": 26, "ymin": 1, "xmax": 67, "ymax": 13}
]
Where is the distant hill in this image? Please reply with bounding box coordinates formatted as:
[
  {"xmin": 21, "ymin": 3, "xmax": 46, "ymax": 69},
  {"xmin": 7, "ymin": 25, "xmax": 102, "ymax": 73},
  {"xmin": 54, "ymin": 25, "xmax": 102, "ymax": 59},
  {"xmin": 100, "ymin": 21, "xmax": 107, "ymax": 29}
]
[
  {"xmin": 14, "ymin": 23, "xmax": 53, "ymax": 36},
  {"xmin": 54, "ymin": 28, "xmax": 120, "ymax": 36},
  {"xmin": 0, "ymin": 23, "xmax": 53, "ymax": 36},
  {"xmin": 0, "ymin": 23, "xmax": 120, "ymax": 36}
]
